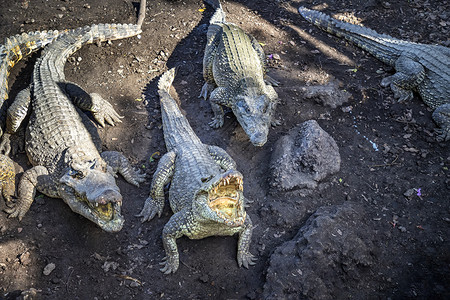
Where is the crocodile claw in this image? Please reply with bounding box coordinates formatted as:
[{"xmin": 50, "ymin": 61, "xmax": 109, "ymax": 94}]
[
  {"xmin": 4, "ymin": 203, "xmax": 27, "ymax": 221},
  {"xmin": 209, "ymin": 116, "xmax": 224, "ymax": 128},
  {"xmin": 237, "ymin": 251, "xmax": 257, "ymax": 269},
  {"xmin": 159, "ymin": 255, "xmax": 179, "ymax": 274},
  {"xmin": 127, "ymin": 168, "xmax": 146, "ymax": 187},
  {"xmin": 91, "ymin": 93, "xmax": 123, "ymax": 127},
  {"xmin": 136, "ymin": 196, "xmax": 163, "ymax": 222}
]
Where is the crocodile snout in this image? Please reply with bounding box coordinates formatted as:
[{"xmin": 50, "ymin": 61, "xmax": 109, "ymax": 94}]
[{"xmin": 93, "ymin": 189, "xmax": 123, "ymax": 205}]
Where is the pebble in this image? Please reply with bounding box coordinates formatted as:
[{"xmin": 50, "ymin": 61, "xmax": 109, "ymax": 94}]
[{"xmin": 43, "ymin": 263, "xmax": 56, "ymax": 275}]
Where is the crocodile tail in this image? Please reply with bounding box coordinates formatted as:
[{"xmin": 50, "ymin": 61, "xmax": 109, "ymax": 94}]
[
  {"xmin": 0, "ymin": 30, "xmax": 61, "ymax": 135},
  {"xmin": 43, "ymin": 23, "xmax": 142, "ymax": 64},
  {"xmin": 0, "ymin": 30, "xmax": 61, "ymax": 99},
  {"xmin": 158, "ymin": 68, "xmax": 176, "ymax": 93},
  {"xmin": 205, "ymin": 0, "xmax": 225, "ymax": 24},
  {"xmin": 298, "ymin": 6, "xmax": 403, "ymax": 65}
]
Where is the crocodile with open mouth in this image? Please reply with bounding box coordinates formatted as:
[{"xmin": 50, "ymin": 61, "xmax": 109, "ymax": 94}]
[
  {"xmin": 137, "ymin": 68, "xmax": 255, "ymax": 274},
  {"xmin": 1, "ymin": 1, "xmax": 147, "ymax": 232}
]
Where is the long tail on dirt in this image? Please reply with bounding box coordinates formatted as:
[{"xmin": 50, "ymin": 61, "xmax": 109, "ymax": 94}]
[
  {"xmin": 157, "ymin": 68, "xmax": 201, "ymax": 150},
  {"xmin": 298, "ymin": 6, "xmax": 406, "ymax": 65}
]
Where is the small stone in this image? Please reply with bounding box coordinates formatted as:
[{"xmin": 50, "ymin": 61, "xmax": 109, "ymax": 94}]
[
  {"xmin": 19, "ymin": 251, "xmax": 31, "ymax": 266},
  {"xmin": 272, "ymin": 53, "xmax": 280, "ymax": 60},
  {"xmin": 403, "ymin": 189, "xmax": 415, "ymax": 198},
  {"xmin": 130, "ymin": 281, "xmax": 140, "ymax": 287},
  {"xmin": 398, "ymin": 226, "xmax": 407, "ymax": 233},
  {"xmin": 43, "ymin": 263, "xmax": 56, "ymax": 275},
  {"xmin": 199, "ymin": 274, "xmax": 209, "ymax": 283}
]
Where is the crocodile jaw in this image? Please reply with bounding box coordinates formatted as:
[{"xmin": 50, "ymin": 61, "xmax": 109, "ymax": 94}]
[
  {"xmin": 202, "ymin": 171, "xmax": 246, "ymax": 227},
  {"xmin": 59, "ymin": 168, "xmax": 124, "ymax": 232}
]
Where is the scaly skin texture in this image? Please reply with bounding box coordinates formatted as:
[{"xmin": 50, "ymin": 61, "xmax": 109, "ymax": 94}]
[
  {"xmin": 200, "ymin": 0, "xmax": 279, "ymax": 147},
  {"xmin": 0, "ymin": 30, "xmax": 61, "ymax": 137},
  {"xmin": 0, "ymin": 154, "xmax": 15, "ymax": 207},
  {"xmin": 299, "ymin": 7, "xmax": 450, "ymax": 141},
  {"xmin": 138, "ymin": 68, "xmax": 255, "ymax": 274},
  {"xmin": 1, "ymin": 23, "xmax": 145, "ymax": 232}
]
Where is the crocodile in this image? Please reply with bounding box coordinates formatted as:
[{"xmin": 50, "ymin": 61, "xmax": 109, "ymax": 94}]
[
  {"xmin": 0, "ymin": 30, "xmax": 61, "ymax": 138},
  {"xmin": 2, "ymin": 0, "xmax": 147, "ymax": 232},
  {"xmin": 200, "ymin": 0, "xmax": 279, "ymax": 147},
  {"xmin": 137, "ymin": 68, "xmax": 255, "ymax": 274},
  {"xmin": 0, "ymin": 154, "xmax": 15, "ymax": 207},
  {"xmin": 298, "ymin": 7, "xmax": 450, "ymax": 141}
]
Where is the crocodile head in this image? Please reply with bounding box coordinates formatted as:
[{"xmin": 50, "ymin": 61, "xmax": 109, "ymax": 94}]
[
  {"xmin": 58, "ymin": 158, "xmax": 124, "ymax": 232},
  {"xmin": 194, "ymin": 170, "xmax": 246, "ymax": 227},
  {"xmin": 232, "ymin": 87, "xmax": 276, "ymax": 147}
]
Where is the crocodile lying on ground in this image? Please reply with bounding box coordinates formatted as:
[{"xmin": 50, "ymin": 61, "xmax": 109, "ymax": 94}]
[
  {"xmin": 200, "ymin": 0, "xmax": 279, "ymax": 146},
  {"xmin": 0, "ymin": 154, "xmax": 15, "ymax": 207},
  {"xmin": 137, "ymin": 68, "xmax": 255, "ymax": 274},
  {"xmin": 0, "ymin": 30, "xmax": 61, "ymax": 138},
  {"xmin": 2, "ymin": 1, "xmax": 147, "ymax": 232},
  {"xmin": 298, "ymin": 7, "xmax": 450, "ymax": 141}
]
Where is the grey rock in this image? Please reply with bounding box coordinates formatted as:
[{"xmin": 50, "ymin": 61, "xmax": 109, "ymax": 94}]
[
  {"xmin": 263, "ymin": 203, "xmax": 376, "ymax": 300},
  {"xmin": 269, "ymin": 120, "xmax": 340, "ymax": 195}
]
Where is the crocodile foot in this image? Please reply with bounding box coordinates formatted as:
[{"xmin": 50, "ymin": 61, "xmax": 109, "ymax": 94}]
[
  {"xmin": 159, "ymin": 255, "xmax": 179, "ymax": 274},
  {"xmin": 136, "ymin": 196, "xmax": 163, "ymax": 222},
  {"xmin": 271, "ymin": 118, "xmax": 281, "ymax": 127},
  {"xmin": 4, "ymin": 202, "xmax": 28, "ymax": 221},
  {"xmin": 199, "ymin": 83, "xmax": 215, "ymax": 100},
  {"xmin": 237, "ymin": 250, "xmax": 257, "ymax": 269},
  {"xmin": 91, "ymin": 93, "xmax": 123, "ymax": 127},
  {"xmin": 128, "ymin": 168, "xmax": 146, "ymax": 187},
  {"xmin": 209, "ymin": 115, "xmax": 224, "ymax": 128},
  {"xmin": 265, "ymin": 74, "xmax": 280, "ymax": 87},
  {"xmin": 381, "ymin": 77, "xmax": 414, "ymax": 102}
]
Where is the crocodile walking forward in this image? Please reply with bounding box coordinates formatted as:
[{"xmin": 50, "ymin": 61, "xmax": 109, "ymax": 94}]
[
  {"xmin": 2, "ymin": 0, "xmax": 147, "ymax": 232},
  {"xmin": 0, "ymin": 30, "xmax": 61, "ymax": 138},
  {"xmin": 138, "ymin": 68, "xmax": 255, "ymax": 274},
  {"xmin": 298, "ymin": 7, "xmax": 450, "ymax": 141},
  {"xmin": 200, "ymin": 0, "xmax": 279, "ymax": 146}
]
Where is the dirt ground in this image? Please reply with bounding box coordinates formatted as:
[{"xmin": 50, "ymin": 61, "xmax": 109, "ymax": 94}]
[{"xmin": 0, "ymin": 0, "xmax": 449, "ymax": 299}]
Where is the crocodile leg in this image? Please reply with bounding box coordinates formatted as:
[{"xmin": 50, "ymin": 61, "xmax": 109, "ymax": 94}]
[
  {"xmin": 64, "ymin": 82, "xmax": 123, "ymax": 127},
  {"xmin": 432, "ymin": 103, "xmax": 450, "ymax": 141},
  {"xmin": 101, "ymin": 151, "xmax": 146, "ymax": 187},
  {"xmin": 209, "ymin": 87, "xmax": 232, "ymax": 128},
  {"xmin": 380, "ymin": 55, "xmax": 425, "ymax": 102},
  {"xmin": 160, "ymin": 209, "xmax": 191, "ymax": 274},
  {"xmin": 237, "ymin": 215, "xmax": 256, "ymax": 268},
  {"xmin": 137, "ymin": 151, "xmax": 176, "ymax": 222},
  {"xmin": 0, "ymin": 87, "xmax": 32, "ymax": 155},
  {"xmin": 207, "ymin": 145, "xmax": 237, "ymax": 170},
  {"xmin": 5, "ymin": 166, "xmax": 57, "ymax": 220}
]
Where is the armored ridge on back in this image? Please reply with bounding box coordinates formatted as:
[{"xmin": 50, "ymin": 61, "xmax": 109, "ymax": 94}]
[
  {"xmin": 138, "ymin": 68, "xmax": 255, "ymax": 274},
  {"xmin": 0, "ymin": 30, "xmax": 61, "ymax": 138},
  {"xmin": 2, "ymin": 1, "xmax": 147, "ymax": 232},
  {"xmin": 298, "ymin": 7, "xmax": 450, "ymax": 141},
  {"xmin": 200, "ymin": 0, "xmax": 279, "ymax": 146}
]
